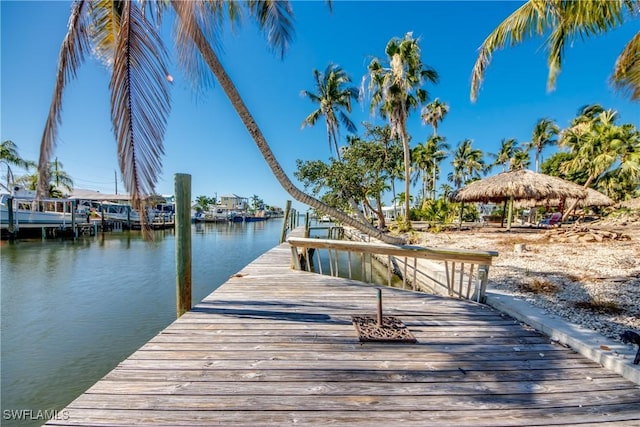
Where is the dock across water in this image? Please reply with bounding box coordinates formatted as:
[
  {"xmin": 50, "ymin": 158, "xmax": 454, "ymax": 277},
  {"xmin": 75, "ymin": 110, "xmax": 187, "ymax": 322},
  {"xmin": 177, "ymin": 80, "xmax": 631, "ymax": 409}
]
[{"xmin": 46, "ymin": 239, "xmax": 640, "ymax": 426}]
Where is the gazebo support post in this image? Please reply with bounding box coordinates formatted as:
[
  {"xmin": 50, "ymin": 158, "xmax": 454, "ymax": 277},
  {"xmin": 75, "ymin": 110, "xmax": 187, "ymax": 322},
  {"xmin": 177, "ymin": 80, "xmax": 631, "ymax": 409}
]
[{"xmin": 506, "ymin": 196, "xmax": 514, "ymax": 231}]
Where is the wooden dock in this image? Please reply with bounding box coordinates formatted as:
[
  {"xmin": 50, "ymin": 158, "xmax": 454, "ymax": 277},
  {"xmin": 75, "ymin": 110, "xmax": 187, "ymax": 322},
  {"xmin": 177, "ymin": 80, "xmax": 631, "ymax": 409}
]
[{"xmin": 47, "ymin": 242, "xmax": 640, "ymax": 426}]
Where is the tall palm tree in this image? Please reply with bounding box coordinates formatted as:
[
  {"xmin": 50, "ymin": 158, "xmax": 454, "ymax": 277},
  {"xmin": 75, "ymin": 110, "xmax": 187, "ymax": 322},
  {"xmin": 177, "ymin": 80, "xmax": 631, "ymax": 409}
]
[
  {"xmin": 1, "ymin": 140, "xmax": 35, "ymax": 190},
  {"xmin": 301, "ymin": 64, "xmax": 359, "ymax": 161},
  {"xmin": 470, "ymin": 1, "xmax": 640, "ymax": 102},
  {"xmin": 38, "ymin": 0, "xmax": 404, "ymax": 244},
  {"xmin": 410, "ymin": 143, "xmax": 430, "ymax": 204},
  {"xmin": 421, "ymin": 98, "xmax": 449, "ymax": 136},
  {"xmin": 449, "ymin": 139, "xmax": 485, "ymax": 189},
  {"xmin": 421, "ymin": 99, "xmax": 449, "ymax": 200},
  {"xmin": 424, "ymin": 135, "xmax": 449, "ymax": 200},
  {"xmin": 526, "ymin": 118, "xmax": 559, "ymax": 172},
  {"xmin": 366, "ymin": 32, "xmax": 439, "ymax": 230},
  {"xmin": 449, "ymin": 138, "xmax": 485, "ymax": 227},
  {"xmin": 489, "ymin": 138, "xmax": 518, "ymax": 172}
]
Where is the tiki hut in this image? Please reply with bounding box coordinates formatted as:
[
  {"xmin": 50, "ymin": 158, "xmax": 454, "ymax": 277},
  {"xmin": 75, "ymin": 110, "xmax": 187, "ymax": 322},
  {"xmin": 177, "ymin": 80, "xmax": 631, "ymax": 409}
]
[
  {"xmin": 514, "ymin": 187, "xmax": 613, "ymax": 209},
  {"xmin": 451, "ymin": 170, "xmax": 587, "ymax": 230}
]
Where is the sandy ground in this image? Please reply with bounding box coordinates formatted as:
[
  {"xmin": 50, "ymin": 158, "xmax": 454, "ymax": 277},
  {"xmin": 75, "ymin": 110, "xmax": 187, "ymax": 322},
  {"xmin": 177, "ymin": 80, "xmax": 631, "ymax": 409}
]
[{"xmin": 403, "ymin": 214, "xmax": 640, "ymax": 342}]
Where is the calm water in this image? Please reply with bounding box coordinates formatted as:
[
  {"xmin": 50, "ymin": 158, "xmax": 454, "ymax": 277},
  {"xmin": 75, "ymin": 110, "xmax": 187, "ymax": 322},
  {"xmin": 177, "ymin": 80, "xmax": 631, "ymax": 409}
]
[{"xmin": 1, "ymin": 219, "xmax": 286, "ymax": 426}]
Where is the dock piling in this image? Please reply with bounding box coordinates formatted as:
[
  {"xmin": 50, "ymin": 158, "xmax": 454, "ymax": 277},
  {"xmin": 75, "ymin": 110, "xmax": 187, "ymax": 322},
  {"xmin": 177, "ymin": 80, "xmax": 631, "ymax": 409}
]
[{"xmin": 175, "ymin": 173, "xmax": 192, "ymax": 318}]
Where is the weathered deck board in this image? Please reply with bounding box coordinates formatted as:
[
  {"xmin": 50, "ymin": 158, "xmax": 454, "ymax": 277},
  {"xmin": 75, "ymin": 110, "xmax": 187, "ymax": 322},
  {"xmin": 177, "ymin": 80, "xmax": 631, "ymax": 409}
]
[{"xmin": 46, "ymin": 242, "xmax": 640, "ymax": 426}]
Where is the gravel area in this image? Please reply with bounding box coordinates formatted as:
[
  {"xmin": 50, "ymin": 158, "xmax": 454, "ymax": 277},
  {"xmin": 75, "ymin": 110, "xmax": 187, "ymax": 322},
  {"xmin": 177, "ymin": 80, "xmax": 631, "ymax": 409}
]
[{"xmin": 408, "ymin": 215, "xmax": 640, "ymax": 343}]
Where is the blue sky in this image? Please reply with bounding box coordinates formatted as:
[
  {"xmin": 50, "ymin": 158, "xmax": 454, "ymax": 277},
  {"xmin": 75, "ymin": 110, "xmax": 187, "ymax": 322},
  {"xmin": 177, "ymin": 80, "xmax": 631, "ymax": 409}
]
[{"xmin": 1, "ymin": 1, "xmax": 638, "ymax": 211}]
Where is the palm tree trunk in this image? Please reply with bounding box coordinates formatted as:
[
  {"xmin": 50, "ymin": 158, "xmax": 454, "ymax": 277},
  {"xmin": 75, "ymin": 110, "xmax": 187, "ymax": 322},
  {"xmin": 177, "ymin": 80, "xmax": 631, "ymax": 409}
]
[
  {"xmin": 400, "ymin": 127, "xmax": 411, "ymax": 230},
  {"xmin": 172, "ymin": 3, "xmax": 404, "ymax": 245},
  {"xmin": 561, "ymin": 174, "xmax": 595, "ymax": 221}
]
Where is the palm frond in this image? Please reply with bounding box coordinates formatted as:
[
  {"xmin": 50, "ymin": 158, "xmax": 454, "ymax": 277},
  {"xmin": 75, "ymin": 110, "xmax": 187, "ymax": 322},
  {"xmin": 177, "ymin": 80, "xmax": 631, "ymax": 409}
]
[
  {"xmin": 173, "ymin": 0, "xmax": 224, "ymax": 94},
  {"xmin": 612, "ymin": 31, "xmax": 640, "ymax": 100},
  {"xmin": 247, "ymin": 0, "xmax": 295, "ymax": 59},
  {"xmin": 89, "ymin": 0, "xmax": 122, "ymax": 64},
  {"xmin": 110, "ymin": 1, "xmax": 171, "ymax": 224},
  {"xmin": 37, "ymin": 0, "xmax": 90, "ymax": 198},
  {"xmin": 472, "ymin": 0, "xmax": 634, "ymax": 101}
]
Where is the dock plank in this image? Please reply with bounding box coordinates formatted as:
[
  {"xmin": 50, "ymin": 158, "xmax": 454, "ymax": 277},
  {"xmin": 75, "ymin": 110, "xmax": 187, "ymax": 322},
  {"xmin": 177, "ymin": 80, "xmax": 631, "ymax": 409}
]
[{"xmin": 46, "ymin": 239, "xmax": 640, "ymax": 426}]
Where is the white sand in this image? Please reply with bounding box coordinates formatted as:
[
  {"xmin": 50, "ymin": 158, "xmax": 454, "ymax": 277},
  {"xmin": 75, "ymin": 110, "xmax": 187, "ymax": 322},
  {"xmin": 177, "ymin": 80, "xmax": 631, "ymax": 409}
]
[{"xmin": 408, "ymin": 219, "xmax": 640, "ymax": 342}]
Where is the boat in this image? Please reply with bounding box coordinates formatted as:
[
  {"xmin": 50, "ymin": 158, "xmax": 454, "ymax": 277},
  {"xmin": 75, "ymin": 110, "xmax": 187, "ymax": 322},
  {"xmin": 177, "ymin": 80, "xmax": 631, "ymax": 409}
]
[
  {"xmin": 99, "ymin": 202, "xmax": 143, "ymax": 222},
  {"xmin": 229, "ymin": 212, "xmax": 269, "ymax": 223},
  {"xmin": 0, "ymin": 186, "xmax": 74, "ymax": 230}
]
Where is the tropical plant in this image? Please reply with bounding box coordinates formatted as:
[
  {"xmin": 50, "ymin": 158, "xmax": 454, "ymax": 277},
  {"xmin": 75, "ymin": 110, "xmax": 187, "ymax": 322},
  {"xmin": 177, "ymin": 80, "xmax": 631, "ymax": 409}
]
[
  {"xmin": 251, "ymin": 194, "xmax": 264, "ymax": 210},
  {"xmin": 342, "ymin": 135, "xmax": 401, "ymax": 229},
  {"xmin": 449, "ymin": 139, "xmax": 486, "ymax": 189},
  {"xmin": 194, "ymin": 195, "xmax": 213, "ymax": 212},
  {"xmin": 470, "ymin": 0, "xmax": 640, "ymax": 102},
  {"xmin": 364, "ymin": 123, "xmax": 404, "ymax": 220},
  {"xmin": 38, "ymin": 0, "xmax": 405, "ymax": 244},
  {"xmin": 510, "ymin": 148, "xmax": 531, "ymax": 171},
  {"xmin": 525, "ymin": 118, "xmax": 559, "ymax": 172},
  {"xmin": 489, "ymin": 138, "xmax": 519, "ymax": 172},
  {"xmin": 421, "ymin": 98, "xmax": 449, "ymax": 136},
  {"xmin": 412, "ymin": 135, "xmax": 449, "ymax": 202},
  {"xmin": 18, "ymin": 158, "xmax": 73, "ymax": 197},
  {"xmin": 301, "ymin": 64, "xmax": 359, "ymax": 160},
  {"xmin": 559, "ymin": 104, "xmax": 640, "ymax": 216},
  {"xmin": 449, "ymin": 139, "xmax": 485, "ymax": 226},
  {"xmin": 1, "ymin": 140, "xmax": 35, "ymax": 189},
  {"xmin": 366, "ymin": 32, "xmax": 439, "ymax": 230}
]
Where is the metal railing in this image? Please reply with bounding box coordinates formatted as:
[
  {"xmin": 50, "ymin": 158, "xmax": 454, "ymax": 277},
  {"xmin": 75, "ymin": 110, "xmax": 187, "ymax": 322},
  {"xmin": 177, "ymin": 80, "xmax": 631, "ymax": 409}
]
[{"xmin": 287, "ymin": 236, "xmax": 498, "ymax": 303}]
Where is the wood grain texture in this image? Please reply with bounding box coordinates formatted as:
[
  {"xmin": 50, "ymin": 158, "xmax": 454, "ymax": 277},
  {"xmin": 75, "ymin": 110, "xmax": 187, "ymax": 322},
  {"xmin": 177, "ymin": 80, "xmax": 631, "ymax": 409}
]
[{"xmin": 46, "ymin": 234, "xmax": 640, "ymax": 426}]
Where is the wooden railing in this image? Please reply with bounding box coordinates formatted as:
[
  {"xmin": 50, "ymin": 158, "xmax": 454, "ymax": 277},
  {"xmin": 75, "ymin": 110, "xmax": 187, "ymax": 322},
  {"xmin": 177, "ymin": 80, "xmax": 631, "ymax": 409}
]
[{"xmin": 287, "ymin": 236, "xmax": 499, "ymax": 303}]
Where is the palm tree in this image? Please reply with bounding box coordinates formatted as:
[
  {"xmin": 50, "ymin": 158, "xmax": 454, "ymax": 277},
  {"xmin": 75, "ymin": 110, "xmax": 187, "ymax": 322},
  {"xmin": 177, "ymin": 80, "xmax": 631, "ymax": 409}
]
[
  {"xmin": 366, "ymin": 32, "xmax": 439, "ymax": 230},
  {"xmin": 449, "ymin": 139, "xmax": 485, "ymax": 189},
  {"xmin": 38, "ymin": 0, "xmax": 405, "ymax": 244},
  {"xmin": 410, "ymin": 143, "xmax": 430, "ymax": 204},
  {"xmin": 421, "ymin": 99, "xmax": 449, "ymax": 200},
  {"xmin": 194, "ymin": 195, "xmax": 212, "ymax": 212},
  {"xmin": 489, "ymin": 138, "xmax": 518, "ymax": 172},
  {"xmin": 1, "ymin": 140, "xmax": 35, "ymax": 190},
  {"xmin": 559, "ymin": 106, "xmax": 640, "ymax": 218},
  {"xmin": 421, "ymin": 98, "xmax": 449, "ymax": 136},
  {"xmin": 449, "ymin": 139, "xmax": 485, "ymax": 226},
  {"xmin": 301, "ymin": 64, "xmax": 359, "ymax": 161},
  {"xmin": 470, "ymin": 1, "xmax": 640, "ymax": 102},
  {"xmin": 510, "ymin": 148, "xmax": 531, "ymax": 171},
  {"xmin": 18, "ymin": 158, "xmax": 73, "ymax": 197},
  {"xmin": 424, "ymin": 135, "xmax": 449, "ymax": 200},
  {"xmin": 526, "ymin": 118, "xmax": 559, "ymax": 172}
]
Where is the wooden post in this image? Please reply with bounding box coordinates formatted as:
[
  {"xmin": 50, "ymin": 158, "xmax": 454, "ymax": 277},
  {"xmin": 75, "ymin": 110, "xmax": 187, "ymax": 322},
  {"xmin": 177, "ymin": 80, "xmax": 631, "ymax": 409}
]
[
  {"xmin": 279, "ymin": 200, "xmax": 292, "ymax": 244},
  {"xmin": 175, "ymin": 173, "xmax": 192, "ymax": 318},
  {"xmin": 506, "ymin": 196, "xmax": 514, "ymax": 231},
  {"xmin": 376, "ymin": 288, "xmax": 383, "ymax": 327},
  {"xmin": 7, "ymin": 197, "xmax": 15, "ymax": 237},
  {"xmin": 100, "ymin": 204, "xmax": 105, "ymax": 232},
  {"xmin": 71, "ymin": 200, "xmax": 77, "ymax": 239},
  {"xmin": 304, "ymin": 212, "xmax": 310, "ymax": 238}
]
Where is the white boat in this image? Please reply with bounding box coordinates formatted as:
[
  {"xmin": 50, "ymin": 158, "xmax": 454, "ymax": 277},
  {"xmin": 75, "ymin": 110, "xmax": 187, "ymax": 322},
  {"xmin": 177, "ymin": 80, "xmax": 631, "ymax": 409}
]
[
  {"xmin": 99, "ymin": 202, "xmax": 144, "ymax": 222},
  {"xmin": 0, "ymin": 186, "xmax": 74, "ymax": 230}
]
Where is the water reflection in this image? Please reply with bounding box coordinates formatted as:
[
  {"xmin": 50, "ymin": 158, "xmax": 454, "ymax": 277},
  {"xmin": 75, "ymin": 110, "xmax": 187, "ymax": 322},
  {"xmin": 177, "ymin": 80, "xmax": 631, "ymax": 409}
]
[{"xmin": 1, "ymin": 219, "xmax": 284, "ymax": 427}]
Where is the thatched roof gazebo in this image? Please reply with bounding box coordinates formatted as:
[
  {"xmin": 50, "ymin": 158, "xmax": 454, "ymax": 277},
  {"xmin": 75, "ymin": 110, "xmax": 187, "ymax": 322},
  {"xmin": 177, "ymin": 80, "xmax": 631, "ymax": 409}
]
[
  {"xmin": 451, "ymin": 169, "xmax": 587, "ymax": 230},
  {"xmin": 514, "ymin": 187, "xmax": 613, "ymax": 209}
]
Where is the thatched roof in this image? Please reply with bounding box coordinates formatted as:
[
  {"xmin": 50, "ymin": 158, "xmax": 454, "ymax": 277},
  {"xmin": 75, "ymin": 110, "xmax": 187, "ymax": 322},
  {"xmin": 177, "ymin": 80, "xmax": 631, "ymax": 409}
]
[
  {"xmin": 619, "ymin": 197, "xmax": 640, "ymax": 209},
  {"xmin": 451, "ymin": 170, "xmax": 587, "ymax": 204},
  {"xmin": 514, "ymin": 187, "xmax": 613, "ymax": 209}
]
